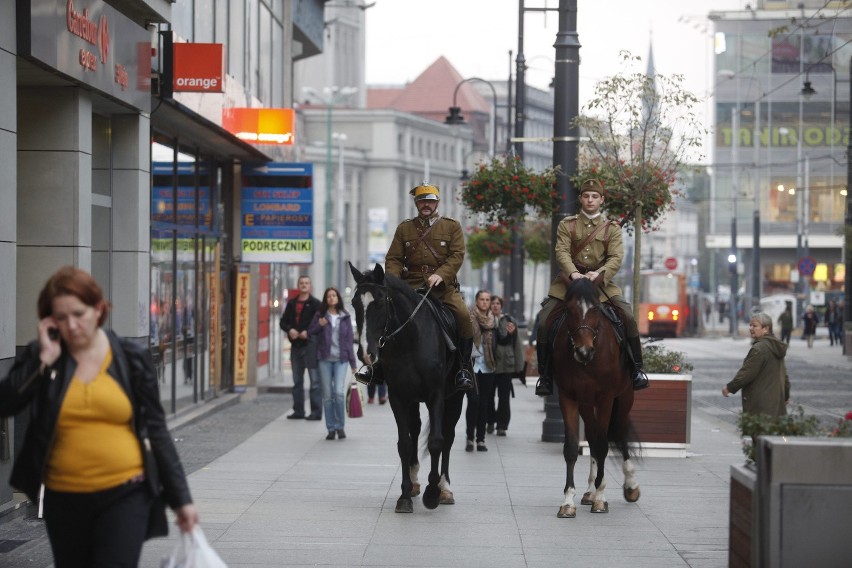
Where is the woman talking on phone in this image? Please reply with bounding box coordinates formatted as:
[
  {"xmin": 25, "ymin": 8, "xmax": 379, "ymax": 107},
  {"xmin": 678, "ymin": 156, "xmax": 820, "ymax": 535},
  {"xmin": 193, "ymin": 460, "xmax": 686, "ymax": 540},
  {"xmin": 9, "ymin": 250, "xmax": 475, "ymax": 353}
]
[{"xmin": 0, "ymin": 266, "xmax": 198, "ymax": 567}]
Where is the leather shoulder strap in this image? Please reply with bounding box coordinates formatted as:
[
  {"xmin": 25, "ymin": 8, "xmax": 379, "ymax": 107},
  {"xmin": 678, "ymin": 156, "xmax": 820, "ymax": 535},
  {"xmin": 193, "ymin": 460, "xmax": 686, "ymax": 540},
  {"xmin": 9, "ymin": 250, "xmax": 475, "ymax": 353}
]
[{"xmin": 571, "ymin": 220, "xmax": 608, "ymax": 258}]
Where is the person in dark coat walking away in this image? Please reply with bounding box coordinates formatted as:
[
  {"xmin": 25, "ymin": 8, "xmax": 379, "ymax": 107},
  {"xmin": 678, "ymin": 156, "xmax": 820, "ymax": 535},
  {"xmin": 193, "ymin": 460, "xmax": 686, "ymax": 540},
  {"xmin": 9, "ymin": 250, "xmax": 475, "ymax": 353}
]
[
  {"xmin": 777, "ymin": 304, "xmax": 793, "ymax": 345},
  {"xmin": 280, "ymin": 275, "xmax": 322, "ymax": 419},
  {"xmin": 308, "ymin": 287, "xmax": 358, "ymax": 440},
  {"xmin": 0, "ymin": 267, "xmax": 198, "ymax": 568},
  {"xmin": 802, "ymin": 304, "xmax": 819, "ymax": 349},
  {"xmin": 722, "ymin": 312, "xmax": 790, "ymax": 418}
]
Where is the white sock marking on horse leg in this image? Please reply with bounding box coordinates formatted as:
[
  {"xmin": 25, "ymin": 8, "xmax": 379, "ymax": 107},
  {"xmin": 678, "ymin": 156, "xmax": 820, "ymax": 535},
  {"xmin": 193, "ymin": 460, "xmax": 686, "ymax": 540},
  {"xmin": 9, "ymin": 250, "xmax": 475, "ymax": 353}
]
[
  {"xmin": 622, "ymin": 459, "xmax": 637, "ymax": 490},
  {"xmin": 596, "ymin": 477, "xmax": 607, "ymax": 504},
  {"xmin": 439, "ymin": 474, "xmax": 450, "ymax": 491},
  {"xmin": 586, "ymin": 458, "xmax": 596, "ymax": 496},
  {"xmin": 561, "ymin": 487, "xmax": 576, "ymax": 507},
  {"xmin": 409, "ymin": 463, "xmax": 420, "ymax": 486}
]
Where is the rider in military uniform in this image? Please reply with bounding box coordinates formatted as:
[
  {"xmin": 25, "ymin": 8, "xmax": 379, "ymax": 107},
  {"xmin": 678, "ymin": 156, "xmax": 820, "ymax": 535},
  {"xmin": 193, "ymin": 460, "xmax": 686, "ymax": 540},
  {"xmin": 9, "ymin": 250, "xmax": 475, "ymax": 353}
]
[
  {"xmin": 534, "ymin": 178, "xmax": 650, "ymax": 396},
  {"xmin": 354, "ymin": 183, "xmax": 475, "ymax": 392}
]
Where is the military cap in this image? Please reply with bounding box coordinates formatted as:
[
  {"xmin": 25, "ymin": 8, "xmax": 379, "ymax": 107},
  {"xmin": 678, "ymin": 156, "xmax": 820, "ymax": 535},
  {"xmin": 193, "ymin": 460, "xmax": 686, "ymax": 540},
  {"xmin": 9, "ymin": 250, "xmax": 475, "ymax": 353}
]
[{"xmin": 410, "ymin": 184, "xmax": 440, "ymax": 201}]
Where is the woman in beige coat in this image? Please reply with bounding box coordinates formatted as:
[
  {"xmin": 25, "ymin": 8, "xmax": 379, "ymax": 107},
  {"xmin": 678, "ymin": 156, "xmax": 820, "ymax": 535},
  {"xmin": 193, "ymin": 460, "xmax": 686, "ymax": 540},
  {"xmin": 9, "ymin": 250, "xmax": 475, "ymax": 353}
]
[{"xmin": 722, "ymin": 312, "xmax": 790, "ymax": 417}]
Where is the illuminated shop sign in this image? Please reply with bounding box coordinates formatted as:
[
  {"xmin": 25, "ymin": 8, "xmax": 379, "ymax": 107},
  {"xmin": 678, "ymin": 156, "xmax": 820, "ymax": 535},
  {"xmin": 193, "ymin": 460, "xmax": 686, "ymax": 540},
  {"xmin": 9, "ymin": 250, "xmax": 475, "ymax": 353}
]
[
  {"xmin": 717, "ymin": 125, "xmax": 850, "ymax": 148},
  {"xmin": 22, "ymin": 0, "xmax": 151, "ymax": 111},
  {"xmin": 222, "ymin": 108, "xmax": 296, "ymax": 145},
  {"xmin": 173, "ymin": 43, "xmax": 224, "ymax": 93}
]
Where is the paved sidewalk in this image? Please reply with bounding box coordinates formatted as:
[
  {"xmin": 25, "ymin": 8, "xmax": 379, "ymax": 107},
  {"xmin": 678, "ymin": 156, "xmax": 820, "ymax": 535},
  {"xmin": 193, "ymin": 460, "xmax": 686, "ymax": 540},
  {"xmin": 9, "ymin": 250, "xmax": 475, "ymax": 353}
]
[{"xmin": 140, "ymin": 383, "xmax": 743, "ymax": 568}]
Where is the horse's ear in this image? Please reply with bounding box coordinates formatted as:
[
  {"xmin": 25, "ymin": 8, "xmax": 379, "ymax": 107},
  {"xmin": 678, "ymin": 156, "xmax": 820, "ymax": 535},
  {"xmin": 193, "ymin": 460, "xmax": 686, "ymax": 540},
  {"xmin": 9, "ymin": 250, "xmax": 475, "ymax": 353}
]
[
  {"xmin": 374, "ymin": 263, "xmax": 385, "ymax": 281},
  {"xmin": 349, "ymin": 262, "xmax": 364, "ymax": 284}
]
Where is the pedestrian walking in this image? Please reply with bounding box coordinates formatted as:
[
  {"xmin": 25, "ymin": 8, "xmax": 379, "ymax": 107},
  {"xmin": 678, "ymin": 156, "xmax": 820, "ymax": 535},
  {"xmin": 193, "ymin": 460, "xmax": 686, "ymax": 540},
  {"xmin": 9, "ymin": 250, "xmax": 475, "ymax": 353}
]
[
  {"xmin": 486, "ymin": 295, "xmax": 525, "ymax": 436},
  {"xmin": 367, "ymin": 382, "xmax": 388, "ymax": 404},
  {"xmin": 826, "ymin": 299, "xmax": 841, "ymax": 346},
  {"xmin": 777, "ymin": 303, "xmax": 793, "ymax": 345},
  {"xmin": 722, "ymin": 312, "xmax": 790, "ymax": 419},
  {"xmin": 308, "ymin": 287, "xmax": 358, "ymax": 440},
  {"xmin": 280, "ymin": 275, "xmax": 323, "ymax": 420},
  {"xmin": 802, "ymin": 304, "xmax": 819, "ymax": 349},
  {"xmin": 465, "ymin": 290, "xmax": 496, "ymax": 452},
  {"xmin": 0, "ymin": 266, "xmax": 198, "ymax": 568}
]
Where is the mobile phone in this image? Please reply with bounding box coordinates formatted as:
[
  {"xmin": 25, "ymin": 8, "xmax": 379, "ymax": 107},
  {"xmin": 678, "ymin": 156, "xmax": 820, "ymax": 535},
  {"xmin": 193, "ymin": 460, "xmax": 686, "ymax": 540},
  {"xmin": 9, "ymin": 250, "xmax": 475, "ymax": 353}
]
[{"xmin": 48, "ymin": 328, "xmax": 60, "ymax": 341}]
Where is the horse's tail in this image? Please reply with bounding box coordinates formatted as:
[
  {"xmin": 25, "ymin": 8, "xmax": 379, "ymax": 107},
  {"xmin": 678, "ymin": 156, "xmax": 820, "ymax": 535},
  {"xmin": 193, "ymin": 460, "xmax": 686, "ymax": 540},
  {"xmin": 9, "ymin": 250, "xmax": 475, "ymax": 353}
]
[{"xmin": 608, "ymin": 396, "xmax": 643, "ymax": 461}]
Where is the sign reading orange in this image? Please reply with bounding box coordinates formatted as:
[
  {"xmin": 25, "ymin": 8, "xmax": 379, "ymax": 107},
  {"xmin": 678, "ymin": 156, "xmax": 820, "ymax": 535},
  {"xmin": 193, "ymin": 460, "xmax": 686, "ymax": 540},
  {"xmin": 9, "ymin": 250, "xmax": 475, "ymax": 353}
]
[
  {"xmin": 173, "ymin": 43, "xmax": 223, "ymax": 93},
  {"xmin": 222, "ymin": 108, "xmax": 295, "ymax": 145}
]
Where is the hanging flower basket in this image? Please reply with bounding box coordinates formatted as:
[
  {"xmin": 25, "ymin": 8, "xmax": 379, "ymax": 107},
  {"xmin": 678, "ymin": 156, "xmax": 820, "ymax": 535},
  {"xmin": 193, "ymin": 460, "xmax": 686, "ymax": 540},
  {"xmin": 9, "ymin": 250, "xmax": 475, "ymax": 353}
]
[
  {"xmin": 461, "ymin": 156, "xmax": 560, "ymax": 224},
  {"xmin": 466, "ymin": 224, "xmax": 513, "ymax": 269}
]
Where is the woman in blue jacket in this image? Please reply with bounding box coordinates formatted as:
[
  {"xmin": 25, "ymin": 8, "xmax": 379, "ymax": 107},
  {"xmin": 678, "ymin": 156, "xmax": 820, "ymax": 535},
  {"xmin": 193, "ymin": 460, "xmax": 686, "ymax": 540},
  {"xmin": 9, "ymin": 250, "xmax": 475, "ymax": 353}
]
[{"xmin": 308, "ymin": 287, "xmax": 358, "ymax": 440}]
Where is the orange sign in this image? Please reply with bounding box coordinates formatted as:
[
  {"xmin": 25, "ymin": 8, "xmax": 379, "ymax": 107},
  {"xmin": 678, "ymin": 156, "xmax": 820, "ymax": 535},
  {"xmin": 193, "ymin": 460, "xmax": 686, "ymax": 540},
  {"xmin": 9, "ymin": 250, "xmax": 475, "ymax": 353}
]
[
  {"xmin": 222, "ymin": 108, "xmax": 295, "ymax": 145},
  {"xmin": 173, "ymin": 43, "xmax": 223, "ymax": 93}
]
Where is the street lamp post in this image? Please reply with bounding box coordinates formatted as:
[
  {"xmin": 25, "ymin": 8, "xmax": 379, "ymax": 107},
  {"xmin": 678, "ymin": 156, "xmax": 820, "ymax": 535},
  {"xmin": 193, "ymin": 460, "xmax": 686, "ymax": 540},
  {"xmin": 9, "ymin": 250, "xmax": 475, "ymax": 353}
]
[
  {"xmin": 444, "ymin": 77, "xmax": 498, "ymax": 157},
  {"xmin": 333, "ymin": 132, "xmax": 347, "ymax": 290},
  {"xmin": 846, "ymin": 56, "xmax": 852, "ymax": 354},
  {"xmin": 302, "ymin": 85, "xmax": 357, "ymax": 289},
  {"xmin": 730, "ymin": 107, "xmax": 740, "ymax": 336}
]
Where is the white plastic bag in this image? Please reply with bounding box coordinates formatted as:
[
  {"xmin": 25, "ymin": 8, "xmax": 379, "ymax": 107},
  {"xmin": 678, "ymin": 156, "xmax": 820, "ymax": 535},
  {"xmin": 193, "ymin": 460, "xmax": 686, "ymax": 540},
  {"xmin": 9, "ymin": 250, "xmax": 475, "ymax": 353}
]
[{"xmin": 161, "ymin": 526, "xmax": 227, "ymax": 568}]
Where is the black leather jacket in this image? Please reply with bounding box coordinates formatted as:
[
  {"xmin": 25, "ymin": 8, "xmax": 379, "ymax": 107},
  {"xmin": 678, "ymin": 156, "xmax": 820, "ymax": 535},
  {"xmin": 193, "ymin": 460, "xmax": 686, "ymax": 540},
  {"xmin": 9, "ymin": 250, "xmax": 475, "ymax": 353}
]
[{"xmin": 0, "ymin": 330, "xmax": 192, "ymax": 537}]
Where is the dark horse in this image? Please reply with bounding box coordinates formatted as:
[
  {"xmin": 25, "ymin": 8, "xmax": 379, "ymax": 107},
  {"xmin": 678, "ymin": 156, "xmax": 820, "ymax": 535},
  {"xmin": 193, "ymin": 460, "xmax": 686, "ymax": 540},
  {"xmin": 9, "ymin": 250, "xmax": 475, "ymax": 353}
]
[
  {"xmin": 349, "ymin": 263, "xmax": 465, "ymax": 513},
  {"xmin": 547, "ymin": 277, "xmax": 641, "ymax": 518}
]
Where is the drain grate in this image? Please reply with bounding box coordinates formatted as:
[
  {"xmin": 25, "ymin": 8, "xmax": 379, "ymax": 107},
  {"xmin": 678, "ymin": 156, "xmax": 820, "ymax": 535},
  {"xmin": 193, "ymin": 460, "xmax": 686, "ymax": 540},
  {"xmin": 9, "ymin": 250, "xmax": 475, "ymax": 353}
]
[{"xmin": 0, "ymin": 539, "xmax": 29, "ymax": 553}]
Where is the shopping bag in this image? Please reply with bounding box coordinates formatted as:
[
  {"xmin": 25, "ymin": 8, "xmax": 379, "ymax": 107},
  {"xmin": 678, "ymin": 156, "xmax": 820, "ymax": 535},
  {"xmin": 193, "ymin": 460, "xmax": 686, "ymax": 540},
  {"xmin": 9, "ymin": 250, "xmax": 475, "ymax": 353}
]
[
  {"xmin": 161, "ymin": 525, "xmax": 227, "ymax": 568},
  {"xmin": 346, "ymin": 381, "xmax": 364, "ymax": 418}
]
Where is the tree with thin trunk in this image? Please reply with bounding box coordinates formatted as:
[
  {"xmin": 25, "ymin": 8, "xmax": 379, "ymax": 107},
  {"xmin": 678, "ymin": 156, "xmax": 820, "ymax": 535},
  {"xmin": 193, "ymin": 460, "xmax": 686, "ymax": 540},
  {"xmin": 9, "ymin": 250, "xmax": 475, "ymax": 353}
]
[{"xmin": 573, "ymin": 51, "xmax": 705, "ymax": 316}]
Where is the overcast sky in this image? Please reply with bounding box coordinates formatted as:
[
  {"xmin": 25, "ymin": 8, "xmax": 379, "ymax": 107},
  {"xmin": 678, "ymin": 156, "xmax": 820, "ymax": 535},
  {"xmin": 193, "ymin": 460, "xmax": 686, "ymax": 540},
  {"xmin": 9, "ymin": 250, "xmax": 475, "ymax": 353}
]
[{"xmin": 365, "ymin": 0, "xmax": 747, "ymax": 141}]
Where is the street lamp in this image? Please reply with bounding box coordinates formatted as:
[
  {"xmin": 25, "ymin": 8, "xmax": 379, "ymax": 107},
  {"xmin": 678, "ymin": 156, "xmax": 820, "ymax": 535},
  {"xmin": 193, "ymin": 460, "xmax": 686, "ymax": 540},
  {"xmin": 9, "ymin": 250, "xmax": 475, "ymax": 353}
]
[
  {"xmin": 332, "ymin": 132, "xmax": 347, "ymax": 290},
  {"xmin": 845, "ymin": 55, "xmax": 852, "ymax": 353},
  {"xmin": 302, "ymin": 85, "xmax": 358, "ymax": 289},
  {"xmin": 444, "ymin": 77, "xmax": 498, "ymax": 158}
]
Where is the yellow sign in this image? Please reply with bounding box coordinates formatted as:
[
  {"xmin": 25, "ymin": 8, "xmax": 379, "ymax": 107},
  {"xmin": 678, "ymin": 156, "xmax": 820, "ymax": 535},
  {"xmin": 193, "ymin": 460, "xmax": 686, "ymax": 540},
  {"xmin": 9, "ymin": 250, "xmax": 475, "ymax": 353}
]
[
  {"xmin": 234, "ymin": 267, "xmax": 251, "ymax": 387},
  {"xmin": 241, "ymin": 239, "xmax": 313, "ymax": 263}
]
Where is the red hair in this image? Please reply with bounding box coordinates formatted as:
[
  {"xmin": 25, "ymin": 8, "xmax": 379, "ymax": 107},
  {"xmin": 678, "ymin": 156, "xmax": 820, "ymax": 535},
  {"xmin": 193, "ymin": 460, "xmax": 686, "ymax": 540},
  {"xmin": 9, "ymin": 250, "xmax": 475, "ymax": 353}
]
[{"xmin": 37, "ymin": 266, "xmax": 111, "ymax": 326}]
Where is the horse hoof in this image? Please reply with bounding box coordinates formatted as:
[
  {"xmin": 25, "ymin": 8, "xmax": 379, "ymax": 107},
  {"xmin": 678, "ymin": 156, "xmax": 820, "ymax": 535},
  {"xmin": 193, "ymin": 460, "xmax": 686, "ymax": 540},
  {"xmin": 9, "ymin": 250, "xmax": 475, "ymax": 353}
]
[
  {"xmin": 623, "ymin": 486, "xmax": 641, "ymax": 503},
  {"xmin": 590, "ymin": 501, "xmax": 609, "ymax": 513},
  {"xmin": 580, "ymin": 492, "xmax": 594, "ymax": 506},
  {"xmin": 557, "ymin": 505, "xmax": 576, "ymax": 518},
  {"xmin": 422, "ymin": 484, "xmax": 440, "ymax": 510},
  {"xmin": 411, "ymin": 482, "xmax": 421, "ymax": 497},
  {"xmin": 439, "ymin": 489, "xmax": 455, "ymax": 505},
  {"xmin": 395, "ymin": 498, "xmax": 413, "ymax": 513}
]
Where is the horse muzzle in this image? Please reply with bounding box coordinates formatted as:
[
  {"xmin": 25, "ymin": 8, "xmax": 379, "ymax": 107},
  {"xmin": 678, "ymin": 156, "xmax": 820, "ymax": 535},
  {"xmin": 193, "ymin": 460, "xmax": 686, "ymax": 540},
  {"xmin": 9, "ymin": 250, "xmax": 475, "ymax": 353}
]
[{"xmin": 573, "ymin": 346, "xmax": 595, "ymax": 364}]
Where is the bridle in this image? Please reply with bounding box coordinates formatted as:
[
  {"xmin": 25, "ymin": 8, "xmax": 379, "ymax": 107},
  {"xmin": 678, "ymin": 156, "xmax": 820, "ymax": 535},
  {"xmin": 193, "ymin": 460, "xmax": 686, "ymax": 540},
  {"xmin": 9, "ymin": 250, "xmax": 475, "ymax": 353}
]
[
  {"xmin": 354, "ymin": 281, "xmax": 432, "ymax": 370},
  {"xmin": 563, "ymin": 304, "xmax": 600, "ymax": 363}
]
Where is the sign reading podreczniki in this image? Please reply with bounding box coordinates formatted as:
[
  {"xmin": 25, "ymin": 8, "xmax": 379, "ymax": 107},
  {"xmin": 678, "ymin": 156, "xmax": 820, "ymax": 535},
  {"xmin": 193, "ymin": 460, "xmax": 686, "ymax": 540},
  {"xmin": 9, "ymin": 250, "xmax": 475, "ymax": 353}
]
[{"xmin": 240, "ymin": 163, "xmax": 314, "ymax": 263}]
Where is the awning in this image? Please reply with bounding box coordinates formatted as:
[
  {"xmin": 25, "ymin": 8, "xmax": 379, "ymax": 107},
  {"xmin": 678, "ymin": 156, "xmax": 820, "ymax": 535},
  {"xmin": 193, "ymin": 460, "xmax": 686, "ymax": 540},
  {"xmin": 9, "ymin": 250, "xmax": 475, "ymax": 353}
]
[{"xmin": 151, "ymin": 98, "xmax": 272, "ymax": 163}]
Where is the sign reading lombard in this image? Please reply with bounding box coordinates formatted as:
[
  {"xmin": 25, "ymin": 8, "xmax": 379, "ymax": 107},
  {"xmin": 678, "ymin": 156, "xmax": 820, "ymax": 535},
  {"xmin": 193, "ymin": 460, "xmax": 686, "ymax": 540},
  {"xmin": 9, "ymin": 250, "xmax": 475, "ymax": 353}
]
[{"xmin": 240, "ymin": 163, "xmax": 314, "ymax": 264}]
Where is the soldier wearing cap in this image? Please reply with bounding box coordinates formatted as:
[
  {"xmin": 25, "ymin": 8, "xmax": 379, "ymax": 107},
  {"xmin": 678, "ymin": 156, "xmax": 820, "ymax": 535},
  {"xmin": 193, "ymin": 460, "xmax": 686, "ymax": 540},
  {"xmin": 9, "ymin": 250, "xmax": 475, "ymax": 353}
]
[
  {"xmin": 354, "ymin": 183, "xmax": 475, "ymax": 392},
  {"xmin": 534, "ymin": 178, "xmax": 650, "ymax": 396}
]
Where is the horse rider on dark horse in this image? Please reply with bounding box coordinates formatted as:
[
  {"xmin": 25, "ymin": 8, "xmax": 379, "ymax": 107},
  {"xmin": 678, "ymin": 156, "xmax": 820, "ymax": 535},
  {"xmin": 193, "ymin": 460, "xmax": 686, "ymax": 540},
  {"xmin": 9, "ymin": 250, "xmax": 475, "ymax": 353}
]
[
  {"xmin": 535, "ymin": 178, "xmax": 650, "ymax": 396},
  {"xmin": 355, "ymin": 183, "xmax": 475, "ymax": 393}
]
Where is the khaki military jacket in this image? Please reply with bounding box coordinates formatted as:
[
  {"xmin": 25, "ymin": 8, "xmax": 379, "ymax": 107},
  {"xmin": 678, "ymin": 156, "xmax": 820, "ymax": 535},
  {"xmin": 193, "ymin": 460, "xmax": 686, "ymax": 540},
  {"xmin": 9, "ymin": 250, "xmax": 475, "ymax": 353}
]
[
  {"xmin": 385, "ymin": 215, "xmax": 465, "ymax": 290},
  {"xmin": 547, "ymin": 213, "xmax": 624, "ymax": 302}
]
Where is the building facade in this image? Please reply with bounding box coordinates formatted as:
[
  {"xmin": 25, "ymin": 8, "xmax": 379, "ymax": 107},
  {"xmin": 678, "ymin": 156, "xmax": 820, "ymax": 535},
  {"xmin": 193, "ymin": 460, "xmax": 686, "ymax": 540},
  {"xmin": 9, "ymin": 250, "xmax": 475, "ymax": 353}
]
[{"xmin": 709, "ymin": 0, "xmax": 849, "ymax": 311}]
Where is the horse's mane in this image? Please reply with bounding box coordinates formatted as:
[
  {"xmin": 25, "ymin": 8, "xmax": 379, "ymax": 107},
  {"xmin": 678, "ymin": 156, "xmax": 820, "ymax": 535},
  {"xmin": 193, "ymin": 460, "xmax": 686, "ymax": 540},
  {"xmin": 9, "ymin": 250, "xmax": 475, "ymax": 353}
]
[
  {"xmin": 381, "ymin": 272, "xmax": 423, "ymax": 305},
  {"xmin": 564, "ymin": 278, "xmax": 601, "ymax": 308}
]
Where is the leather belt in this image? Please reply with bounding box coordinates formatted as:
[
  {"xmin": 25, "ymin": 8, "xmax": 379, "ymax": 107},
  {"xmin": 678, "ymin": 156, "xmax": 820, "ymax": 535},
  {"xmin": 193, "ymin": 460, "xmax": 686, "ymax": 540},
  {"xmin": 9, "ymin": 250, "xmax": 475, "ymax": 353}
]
[{"xmin": 405, "ymin": 264, "xmax": 437, "ymax": 274}]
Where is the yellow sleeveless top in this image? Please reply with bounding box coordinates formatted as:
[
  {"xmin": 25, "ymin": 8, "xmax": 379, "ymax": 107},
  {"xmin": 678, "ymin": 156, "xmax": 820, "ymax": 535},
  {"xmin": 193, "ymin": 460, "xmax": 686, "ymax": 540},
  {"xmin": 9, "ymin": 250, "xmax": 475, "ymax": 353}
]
[{"xmin": 45, "ymin": 350, "xmax": 144, "ymax": 492}]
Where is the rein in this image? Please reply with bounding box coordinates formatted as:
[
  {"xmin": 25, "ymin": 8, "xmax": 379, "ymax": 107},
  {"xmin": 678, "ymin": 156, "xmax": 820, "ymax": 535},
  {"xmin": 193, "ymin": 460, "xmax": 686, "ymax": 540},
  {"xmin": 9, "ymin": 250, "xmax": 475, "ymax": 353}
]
[{"xmin": 354, "ymin": 282, "xmax": 432, "ymax": 372}]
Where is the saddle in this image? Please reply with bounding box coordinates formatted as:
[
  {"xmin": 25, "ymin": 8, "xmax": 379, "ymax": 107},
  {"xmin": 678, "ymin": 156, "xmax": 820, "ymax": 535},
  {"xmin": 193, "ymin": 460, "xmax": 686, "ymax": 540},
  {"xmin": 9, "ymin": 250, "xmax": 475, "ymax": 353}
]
[{"xmin": 416, "ymin": 288, "xmax": 458, "ymax": 352}]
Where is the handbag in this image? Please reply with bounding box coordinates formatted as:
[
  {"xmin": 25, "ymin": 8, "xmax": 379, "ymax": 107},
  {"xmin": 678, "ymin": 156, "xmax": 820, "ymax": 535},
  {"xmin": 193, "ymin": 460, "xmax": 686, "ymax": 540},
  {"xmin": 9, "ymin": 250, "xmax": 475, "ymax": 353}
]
[
  {"xmin": 161, "ymin": 525, "xmax": 227, "ymax": 568},
  {"xmin": 346, "ymin": 381, "xmax": 364, "ymax": 418}
]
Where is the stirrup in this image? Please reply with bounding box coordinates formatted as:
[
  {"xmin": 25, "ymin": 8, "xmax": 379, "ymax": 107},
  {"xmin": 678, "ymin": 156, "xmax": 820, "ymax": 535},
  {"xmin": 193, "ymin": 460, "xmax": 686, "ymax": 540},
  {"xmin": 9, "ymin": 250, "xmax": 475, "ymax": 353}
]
[
  {"xmin": 632, "ymin": 369, "xmax": 650, "ymax": 391},
  {"xmin": 454, "ymin": 369, "xmax": 474, "ymax": 391},
  {"xmin": 535, "ymin": 376, "xmax": 553, "ymax": 397},
  {"xmin": 355, "ymin": 365, "xmax": 374, "ymax": 386}
]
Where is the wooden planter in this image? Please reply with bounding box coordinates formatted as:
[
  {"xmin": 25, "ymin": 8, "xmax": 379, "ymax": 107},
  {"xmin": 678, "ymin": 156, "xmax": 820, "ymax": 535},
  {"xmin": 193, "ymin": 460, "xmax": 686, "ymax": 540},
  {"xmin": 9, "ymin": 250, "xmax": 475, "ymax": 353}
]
[{"xmin": 581, "ymin": 373, "xmax": 692, "ymax": 458}]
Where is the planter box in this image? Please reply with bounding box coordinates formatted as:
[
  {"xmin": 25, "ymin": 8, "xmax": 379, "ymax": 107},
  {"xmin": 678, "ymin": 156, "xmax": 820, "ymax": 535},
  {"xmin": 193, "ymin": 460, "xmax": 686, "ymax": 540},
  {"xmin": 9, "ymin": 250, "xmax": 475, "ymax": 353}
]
[
  {"xmin": 581, "ymin": 373, "xmax": 691, "ymax": 458},
  {"xmin": 729, "ymin": 437, "xmax": 852, "ymax": 567}
]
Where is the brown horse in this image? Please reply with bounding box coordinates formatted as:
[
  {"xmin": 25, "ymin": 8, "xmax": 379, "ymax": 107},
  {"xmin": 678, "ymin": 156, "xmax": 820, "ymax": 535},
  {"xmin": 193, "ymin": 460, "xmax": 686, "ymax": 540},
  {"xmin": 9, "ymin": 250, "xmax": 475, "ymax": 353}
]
[{"xmin": 547, "ymin": 278, "xmax": 641, "ymax": 518}]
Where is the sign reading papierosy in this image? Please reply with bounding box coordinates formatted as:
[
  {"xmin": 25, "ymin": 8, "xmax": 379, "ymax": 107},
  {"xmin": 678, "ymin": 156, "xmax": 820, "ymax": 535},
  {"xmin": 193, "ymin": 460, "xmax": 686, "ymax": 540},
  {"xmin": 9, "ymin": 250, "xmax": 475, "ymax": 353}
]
[{"xmin": 240, "ymin": 163, "xmax": 314, "ymax": 263}]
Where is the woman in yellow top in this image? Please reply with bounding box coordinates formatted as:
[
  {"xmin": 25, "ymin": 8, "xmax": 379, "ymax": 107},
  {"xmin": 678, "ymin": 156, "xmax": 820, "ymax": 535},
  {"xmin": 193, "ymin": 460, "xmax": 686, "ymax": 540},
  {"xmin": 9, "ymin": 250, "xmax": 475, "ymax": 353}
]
[{"xmin": 0, "ymin": 267, "xmax": 198, "ymax": 567}]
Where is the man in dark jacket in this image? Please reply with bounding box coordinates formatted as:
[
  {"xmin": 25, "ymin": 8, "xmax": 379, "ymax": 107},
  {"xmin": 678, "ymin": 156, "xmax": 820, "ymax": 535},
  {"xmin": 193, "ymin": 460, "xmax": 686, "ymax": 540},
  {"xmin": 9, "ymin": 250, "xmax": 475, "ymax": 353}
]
[{"xmin": 280, "ymin": 275, "xmax": 322, "ymax": 419}]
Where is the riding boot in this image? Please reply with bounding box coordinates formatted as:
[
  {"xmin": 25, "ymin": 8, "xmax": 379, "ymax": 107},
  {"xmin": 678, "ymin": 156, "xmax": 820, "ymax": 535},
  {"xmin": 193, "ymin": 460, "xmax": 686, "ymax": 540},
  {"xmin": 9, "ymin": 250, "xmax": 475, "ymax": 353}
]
[
  {"xmin": 627, "ymin": 336, "xmax": 650, "ymax": 391},
  {"xmin": 534, "ymin": 338, "xmax": 553, "ymax": 396},
  {"xmin": 454, "ymin": 338, "xmax": 475, "ymax": 392},
  {"xmin": 355, "ymin": 363, "xmax": 383, "ymax": 386}
]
